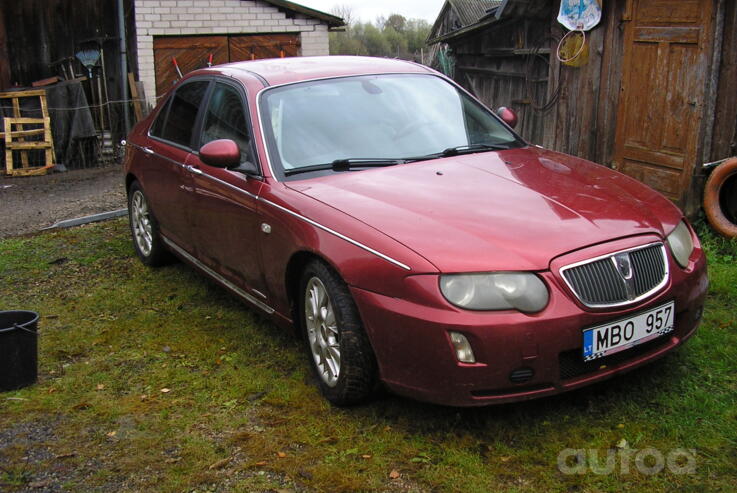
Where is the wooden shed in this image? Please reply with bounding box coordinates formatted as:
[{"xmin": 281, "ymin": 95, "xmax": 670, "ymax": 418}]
[{"xmin": 428, "ymin": 0, "xmax": 737, "ymax": 215}]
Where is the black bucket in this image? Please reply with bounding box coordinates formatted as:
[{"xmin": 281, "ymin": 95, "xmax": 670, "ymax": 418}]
[{"xmin": 0, "ymin": 311, "xmax": 39, "ymax": 392}]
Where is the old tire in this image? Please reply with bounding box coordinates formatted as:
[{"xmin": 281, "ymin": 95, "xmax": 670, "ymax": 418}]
[
  {"xmin": 704, "ymin": 158, "xmax": 737, "ymax": 238},
  {"xmin": 299, "ymin": 260, "xmax": 377, "ymax": 406},
  {"xmin": 128, "ymin": 181, "xmax": 170, "ymax": 266}
]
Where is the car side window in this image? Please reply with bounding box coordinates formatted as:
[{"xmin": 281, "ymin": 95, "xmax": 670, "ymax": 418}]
[
  {"xmin": 149, "ymin": 98, "xmax": 171, "ymax": 138},
  {"xmin": 200, "ymin": 82, "xmax": 252, "ymax": 164},
  {"xmin": 160, "ymin": 81, "xmax": 209, "ymax": 148}
]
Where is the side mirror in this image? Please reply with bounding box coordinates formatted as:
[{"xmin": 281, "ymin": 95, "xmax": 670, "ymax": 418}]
[
  {"xmin": 199, "ymin": 139, "xmax": 240, "ymax": 169},
  {"xmin": 497, "ymin": 107, "xmax": 518, "ymax": 129}
]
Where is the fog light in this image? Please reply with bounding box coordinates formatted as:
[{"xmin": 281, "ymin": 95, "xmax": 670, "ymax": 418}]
[{"xmin": 449, "ymin": 332, "xmax": 476, "ymax": 363}]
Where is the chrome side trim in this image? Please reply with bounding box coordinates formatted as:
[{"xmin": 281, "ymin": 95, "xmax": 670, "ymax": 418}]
[
  {"xmin": 162, "ymin": 236, "xmax": 276, "ymax": 314},
  {"xmin": 130, "ymin": 143, "xmax": 188, "ymax": 170},
  {"xmin": 259, "ymin": 198, "xmax": 412, "ymax": 271},
  {"xmin": 194, "ymin": 169, "xmax": 409, "ymax": 270},
  {"xmin": 195, "ymin": 171, "xmax": 259, "ymax": 200},
  {"xmin": 251, "ymin": 289, "xmax": 267, "ymax": 299},
  {"xmin": 130, "ymin": 143, "xmax": 411, "ymax": 271},
  {"xmin": 559, "ymin": 242, "xmax": 669, "ymax": 309}
]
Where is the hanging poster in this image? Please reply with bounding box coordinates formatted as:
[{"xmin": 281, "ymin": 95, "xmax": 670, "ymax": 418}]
[{"xmin": 557, "ymin": 0, "xmax": 602, "ymax": 31}]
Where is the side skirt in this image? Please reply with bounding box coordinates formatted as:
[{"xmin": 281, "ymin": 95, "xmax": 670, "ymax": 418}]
[{"xmin": 161, "ymin": 236, "xmax": 276, "ymax": 315}]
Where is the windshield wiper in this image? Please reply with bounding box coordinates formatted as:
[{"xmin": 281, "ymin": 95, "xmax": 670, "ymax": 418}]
[
  {"xmin": 284, "ymin": 158, "xmax": 406, "ymax": 177},
  {"xmin": 409, "ymin": 143, "xmax": 512, "ymax": 162}
]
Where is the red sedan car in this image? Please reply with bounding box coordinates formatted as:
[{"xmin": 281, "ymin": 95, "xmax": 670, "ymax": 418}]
[{"xmin": 122, "ymin": 56, "xmax": 708, "ymax": 407}]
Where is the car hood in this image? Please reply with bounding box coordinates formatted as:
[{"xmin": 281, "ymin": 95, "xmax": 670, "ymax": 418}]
[{"xmin": 288, "ymin": 147, "xmax": 682, "ymax": 272}]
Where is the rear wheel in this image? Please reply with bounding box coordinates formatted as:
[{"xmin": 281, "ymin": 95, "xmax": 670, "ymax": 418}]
[
  {"xmin": 128, "ymin": 181, "xmax": 170, "ymax": 266},
  {"xmin": 300, "ymin": 260, "xmax": 377, "ymax": 405}
]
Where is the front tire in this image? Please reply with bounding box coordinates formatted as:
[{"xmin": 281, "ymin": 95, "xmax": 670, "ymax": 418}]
[
  {"xmin": 299, "ymin": 260, "xmax": 377, "ymax": 406},
  {"xmin": 128, "ymin": 181, "xmax": 170, "ymax": 266}
]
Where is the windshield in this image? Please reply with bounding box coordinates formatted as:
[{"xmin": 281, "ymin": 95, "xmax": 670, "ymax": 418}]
[{"xmin": 259, "ymin": 74, "xmax": 522, "ymax": 178}]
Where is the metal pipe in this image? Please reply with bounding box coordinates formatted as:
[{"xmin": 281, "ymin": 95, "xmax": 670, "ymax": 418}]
[{"xmin": 117, "ymin": 0, "xmax": 131, "ymax": 132}]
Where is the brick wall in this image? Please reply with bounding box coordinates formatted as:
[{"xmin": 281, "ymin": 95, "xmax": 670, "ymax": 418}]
[{"xmin": 134, "ymin": 0, "xmax": 331, "ymax": 106}]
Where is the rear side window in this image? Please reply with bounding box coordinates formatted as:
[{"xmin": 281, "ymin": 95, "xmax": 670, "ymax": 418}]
[
  {"xmin": 200, "ymin": 82, "xmax": 252, "ymax": 164},
  {"xmin": 149, "ymin": 98, "xmax": 171, "ymax": 138},
  {"xmin": 159, "ymin": 81, "xmax": 209, "ymax": 148}
]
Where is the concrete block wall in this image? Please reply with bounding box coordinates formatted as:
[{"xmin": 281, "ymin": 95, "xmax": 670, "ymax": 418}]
[{"xmin": 134, "ymin": 0, "xmax": 331, "ymax": 105}]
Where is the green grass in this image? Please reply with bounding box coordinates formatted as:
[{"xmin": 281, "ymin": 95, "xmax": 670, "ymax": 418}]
[{"xmin": 0, "ymin": 219, "xmax": 735, "ymax": 492}]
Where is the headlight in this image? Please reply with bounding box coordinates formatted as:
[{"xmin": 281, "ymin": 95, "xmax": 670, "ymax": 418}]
[
  {"xmin": 667, "ymin": 220, "xmax": 694, "ymax": 268},
  {"xmin": 439, "ymin": 273, "xmax": 549, "ymax": 313}
]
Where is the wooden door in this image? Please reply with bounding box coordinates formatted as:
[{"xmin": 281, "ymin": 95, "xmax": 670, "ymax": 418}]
[
  {"xmin": 229, "ymin": 34, "xmax": 301, "ymax": 62},
  {"xmin": 613, "ymin": 0, "xmax": 714, "ymax": 203},
  {"xmin": 153, "ymin": 36, "xmax": 229, "ymax": 98}
]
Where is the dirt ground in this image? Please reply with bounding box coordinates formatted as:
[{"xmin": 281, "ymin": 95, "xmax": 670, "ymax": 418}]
[{"xmin": 0, "ymin": 166, "xmax": 126, "ymax": 239}]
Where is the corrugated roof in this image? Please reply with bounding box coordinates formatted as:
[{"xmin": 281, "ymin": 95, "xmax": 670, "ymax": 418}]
[
  {"xmin": 428, "ymin": 0, "xmax": 503, "ymax": 43},
  {"xmin": 448, "ymin": 0, "xmax": 503, "ymax": 27}
]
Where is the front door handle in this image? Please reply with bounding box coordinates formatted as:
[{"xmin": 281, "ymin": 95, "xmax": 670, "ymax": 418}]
[
  {"xmin": 142, "ymin": 147, "xmax": 155, "ymax": 155},
  {"xmin": 187, "ymin": 165, "xmax": 203, "ymax": 175}
]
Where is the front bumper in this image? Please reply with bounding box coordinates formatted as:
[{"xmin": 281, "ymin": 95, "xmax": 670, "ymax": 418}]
[{"xmin": 352, "ymin": 243, "xmax": 708, "ymax": 407}]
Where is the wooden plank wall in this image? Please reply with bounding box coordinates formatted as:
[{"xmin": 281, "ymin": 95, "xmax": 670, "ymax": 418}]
[
  {"xmin": 543, "ymin": 0, "xmax": 626, "ymax": 167},
  {"xmin": 0, "ymin": 0, "xmax": 138, "ymax": 141},
  {"xmin": 446, "ymin": 0, "xmax": 628, "ymax": 161},
  {"xmin": 451, "ymin": 18, "xmax": 551, "ymax": 145},
  {"xmin": 711, "ymin": 0, "xmax": 737, "ymax": 161},
  {"xmin": 0, "ymin": 0, "xmax": 135, "ymax": 94},
  {"xmin": 0, "ymin": 7, "xmax": 10, "ymax": 90}
]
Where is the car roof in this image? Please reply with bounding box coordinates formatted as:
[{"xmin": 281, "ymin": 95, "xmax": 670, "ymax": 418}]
[{"xmin": 207, "ymin": 56, "xmax": 434, "ymax": 87}]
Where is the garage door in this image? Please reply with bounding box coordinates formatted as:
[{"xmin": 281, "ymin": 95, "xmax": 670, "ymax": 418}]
[{"xmin": 153, "ymin": 34, "xmax": 301, "ymax": 98}]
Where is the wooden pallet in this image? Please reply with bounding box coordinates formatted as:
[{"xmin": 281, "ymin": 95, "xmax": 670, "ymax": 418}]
[
  {"xmin": 1, "ymin": 89, "xmax": 56, "ymax": 176},
  {"xmin": 3, "ymin": 117, "xmax": 54, "ymax": 176}
]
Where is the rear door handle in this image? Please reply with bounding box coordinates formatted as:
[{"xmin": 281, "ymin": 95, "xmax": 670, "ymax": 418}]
[{"xmin": 142, "ymin": 147, "xmax": 154, "ymax": 155}]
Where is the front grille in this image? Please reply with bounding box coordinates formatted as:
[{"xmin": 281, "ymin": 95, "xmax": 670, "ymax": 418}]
[
  {"xmin": 561, "ymin": 243, "xmax": 668, "ymax": 307},
  {"xmin": 559, "ymin": 335, "xmax": 671, "ymax": 380}
]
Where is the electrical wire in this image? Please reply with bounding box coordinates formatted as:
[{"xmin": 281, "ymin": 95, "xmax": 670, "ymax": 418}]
[{"xmin": 525, "ymin": 35, "xmax": 561, "ymax": 113}]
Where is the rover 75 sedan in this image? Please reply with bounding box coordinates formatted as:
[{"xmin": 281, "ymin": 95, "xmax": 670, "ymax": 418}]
[{"xmin": 122, "ymin": 56, "xmax": 708, "ymax": 407}]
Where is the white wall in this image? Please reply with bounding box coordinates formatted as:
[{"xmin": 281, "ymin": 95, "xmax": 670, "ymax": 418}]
[{"xmin": 134, "ymin": 0, "xmax": 331, "ymax": 106}]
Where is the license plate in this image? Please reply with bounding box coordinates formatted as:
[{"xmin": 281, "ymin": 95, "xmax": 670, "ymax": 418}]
[{"xmin": 582, "ymin": 301, "xmax": 675, "ymax": 361}]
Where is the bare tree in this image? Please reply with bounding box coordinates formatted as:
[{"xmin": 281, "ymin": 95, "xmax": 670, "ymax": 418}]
[{"xmin": 330, "ymin": 4, "xmax": 354, "ymax": 27}]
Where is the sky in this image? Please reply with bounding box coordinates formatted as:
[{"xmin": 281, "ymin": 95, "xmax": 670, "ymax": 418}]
[{"xmin": 295, "ymin": 0, "xmax": 446, "ymax": 23}]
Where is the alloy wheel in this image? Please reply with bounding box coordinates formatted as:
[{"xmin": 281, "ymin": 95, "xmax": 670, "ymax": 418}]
[
  {"xmin": 304, "ymin": 276, "xmax": 341, "ymax": 387},
  {"xmin": 131, "ymin": 190, "xmax": 153, "ymax": 257}
]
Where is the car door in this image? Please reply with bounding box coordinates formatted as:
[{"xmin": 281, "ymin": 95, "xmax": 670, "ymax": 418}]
[
  {"xmin": 185, "ymin": 79, "xmax": 268, "ymax": 298},
  {"xmin": 142, "ymin": 79, "xmax": 210, "ymax": 251}
]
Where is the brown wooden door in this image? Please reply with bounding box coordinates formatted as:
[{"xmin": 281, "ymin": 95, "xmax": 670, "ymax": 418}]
[
  {"xmin": 153, "ymin": 36, "xmax": 229, "ymax": 98},
  {"xmin": 613, "ymin": 0, "xmax": 713, "ymax": 203},
  {"xmin": 153, "ymin": 34, "xmax": 301, "ymax": 98},
  {"xmin": 229, "ymin": 34, "xmax": 301, "ymax": 62}
]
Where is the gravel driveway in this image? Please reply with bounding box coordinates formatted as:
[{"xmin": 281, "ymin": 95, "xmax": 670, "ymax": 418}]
[{"xmin": 0, "ymin": 167, "xmax": 127, "ymax": 239}]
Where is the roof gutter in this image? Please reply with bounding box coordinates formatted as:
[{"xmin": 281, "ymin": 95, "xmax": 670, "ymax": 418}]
[{"xmin": 261, "ymin": 0, "xmax": 345, "ymax": 28}]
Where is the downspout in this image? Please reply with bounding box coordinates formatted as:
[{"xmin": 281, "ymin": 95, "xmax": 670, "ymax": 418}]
[{"xmin": 118, "ymin": 0, "xmax": 131, "ymax": 133}]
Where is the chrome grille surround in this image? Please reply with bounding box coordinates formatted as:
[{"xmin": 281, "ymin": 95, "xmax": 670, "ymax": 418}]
[{"xmin": 560, "ymin": 242, "xmax": 669, "ymax": 309}]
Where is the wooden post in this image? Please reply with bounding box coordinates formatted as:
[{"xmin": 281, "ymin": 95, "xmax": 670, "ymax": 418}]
[{"xmin": 128, "ymin": 72, "xmax": 144, "ymax": 123}]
